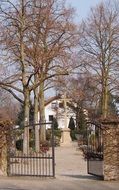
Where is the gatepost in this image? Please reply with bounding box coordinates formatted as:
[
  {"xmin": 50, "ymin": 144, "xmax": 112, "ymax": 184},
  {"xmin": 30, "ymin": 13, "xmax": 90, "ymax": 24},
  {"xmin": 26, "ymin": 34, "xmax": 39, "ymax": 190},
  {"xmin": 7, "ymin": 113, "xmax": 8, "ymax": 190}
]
[
  {"xmin": 0, "ymin": 121, "xmax": 11, "ymax": 176},
  {"xmin": 102, "ymin": 120, "xmax": 119, "ymax": 181}
]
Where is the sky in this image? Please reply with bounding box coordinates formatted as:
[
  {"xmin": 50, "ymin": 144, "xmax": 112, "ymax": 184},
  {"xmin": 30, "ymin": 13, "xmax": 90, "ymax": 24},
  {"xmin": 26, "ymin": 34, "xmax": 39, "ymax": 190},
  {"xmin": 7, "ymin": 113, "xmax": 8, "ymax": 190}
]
[{"xmin": 66, "ymin": 0, "xmax": 104, "ymax": 22}]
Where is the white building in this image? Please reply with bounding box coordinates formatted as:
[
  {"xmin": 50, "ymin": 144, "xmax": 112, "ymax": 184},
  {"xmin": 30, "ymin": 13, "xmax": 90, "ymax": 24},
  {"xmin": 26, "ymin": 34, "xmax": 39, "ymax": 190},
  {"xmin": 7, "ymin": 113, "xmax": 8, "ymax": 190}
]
[{"xmin": 45, "ymin": 99, "xmax": 76, "ymax": 129}]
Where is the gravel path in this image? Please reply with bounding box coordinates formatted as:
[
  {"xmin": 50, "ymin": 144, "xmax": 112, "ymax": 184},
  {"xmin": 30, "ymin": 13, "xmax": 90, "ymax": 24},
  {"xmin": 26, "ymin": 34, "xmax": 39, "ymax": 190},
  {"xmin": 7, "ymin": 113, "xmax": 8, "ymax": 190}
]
[{"xmin": 55, "ymin": 142, "xmax": 88, "ymax": 179}]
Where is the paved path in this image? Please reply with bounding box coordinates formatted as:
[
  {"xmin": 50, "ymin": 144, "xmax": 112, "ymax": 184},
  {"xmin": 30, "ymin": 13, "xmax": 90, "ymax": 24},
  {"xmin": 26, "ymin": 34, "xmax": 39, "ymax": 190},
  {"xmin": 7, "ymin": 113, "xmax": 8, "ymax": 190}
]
[
  {"xmin": 55, "ymin": 142, "xmax": 88, "ymax": 179},
  {"xmin": 0, "ymin": 142, "xmax": 119, "ymax": 190}
]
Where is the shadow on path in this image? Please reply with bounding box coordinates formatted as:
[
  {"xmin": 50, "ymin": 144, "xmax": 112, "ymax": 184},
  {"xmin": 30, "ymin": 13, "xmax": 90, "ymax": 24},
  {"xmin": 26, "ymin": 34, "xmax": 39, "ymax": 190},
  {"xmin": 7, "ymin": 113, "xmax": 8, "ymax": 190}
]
[
  {"xmin": 60, "ymin": 174, "xmax": 103, "ymax": 180},
  {"xmin": 0, "ymin": 189, "xmax": 28, "ymax": 190}
]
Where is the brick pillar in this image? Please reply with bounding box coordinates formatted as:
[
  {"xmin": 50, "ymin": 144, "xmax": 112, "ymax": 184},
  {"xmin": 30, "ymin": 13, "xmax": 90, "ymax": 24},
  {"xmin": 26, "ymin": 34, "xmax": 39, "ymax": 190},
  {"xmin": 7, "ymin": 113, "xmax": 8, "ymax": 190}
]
[
  {"xmin": 102, "ymin": 121, "xmax": 119, "ymax": 181},
  {"xmin": 0, "ymin": 121, "xmax": 11, "ymax": 176},
  {"xmin": 0, "ymin": 133, "xmax": 8, "ymax": 176}
]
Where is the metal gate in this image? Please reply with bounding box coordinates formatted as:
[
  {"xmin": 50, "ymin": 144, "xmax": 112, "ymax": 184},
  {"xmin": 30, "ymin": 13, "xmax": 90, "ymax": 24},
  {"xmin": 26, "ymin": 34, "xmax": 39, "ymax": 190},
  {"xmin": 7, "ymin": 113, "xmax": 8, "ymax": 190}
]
[
  {"xmin": 8, "ymin": 122, "xmax": 55, "ymax": 177},
  {"xmin": 87, "ymin": 122, "xmax": 104, "ymax": 178}
]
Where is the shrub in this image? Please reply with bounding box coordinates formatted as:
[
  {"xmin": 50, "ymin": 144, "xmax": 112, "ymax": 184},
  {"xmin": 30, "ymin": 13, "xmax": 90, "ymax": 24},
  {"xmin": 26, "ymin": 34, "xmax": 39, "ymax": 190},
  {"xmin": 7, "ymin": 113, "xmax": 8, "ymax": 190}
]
[
  {"xmin": 68, "ymin": 117, "xmax": 75, "ymax": 130},
  {"xmin": 29, "ymin": 139, "xmax": 35, "ymax": 150},
  {"xmin": 16, "ymin": 139, "xmax": 23, "ymax": 151},
  {"xmin": 70, "ymin": 130, "xmax": 77, "ymax": 141},
  {"xmin": 46, "ymin": 128, "xmax": 62, "ymax": 146}
]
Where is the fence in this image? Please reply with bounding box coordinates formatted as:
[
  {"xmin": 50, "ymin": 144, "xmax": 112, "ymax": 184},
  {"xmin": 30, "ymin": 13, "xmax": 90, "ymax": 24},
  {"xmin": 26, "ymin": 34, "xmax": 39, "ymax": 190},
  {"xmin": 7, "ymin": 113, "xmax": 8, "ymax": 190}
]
[{"xmin": 8, "ymin": 122, "xmax": 55, "ymax": 177}]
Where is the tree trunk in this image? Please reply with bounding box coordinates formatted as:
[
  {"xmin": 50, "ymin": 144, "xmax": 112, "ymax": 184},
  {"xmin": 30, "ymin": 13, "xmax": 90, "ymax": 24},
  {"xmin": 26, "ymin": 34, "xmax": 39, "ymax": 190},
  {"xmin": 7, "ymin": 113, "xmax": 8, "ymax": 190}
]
[
  {"xmin": 23, "ymin": 88, "xmax": 30, "ymax": 154},
  {"xmin": 103, "ymin": 82, "xmax": 108, "ymax": 119},
  {"xmin": 39, "ymin": 81, "xmax": 46, "ymax": 142},
  {"xmin": 34, "ymin": 74, "xmax": 40, "ymax": 152},
  {"xmin": 101, "ymin": 71, "xmax": 108, "ymax": 119}
]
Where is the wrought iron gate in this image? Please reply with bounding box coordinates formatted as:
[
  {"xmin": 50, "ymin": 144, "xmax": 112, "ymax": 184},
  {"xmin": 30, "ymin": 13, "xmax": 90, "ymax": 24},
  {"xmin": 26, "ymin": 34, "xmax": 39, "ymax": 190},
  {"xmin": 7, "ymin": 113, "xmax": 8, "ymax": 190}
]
[
  {"xmin": 87, "ymin": 122, "xmax": 104, "ymax": 178},
  {"xmin": 8, "ymin": 122, "xmax": 55, "ymax": 177}
]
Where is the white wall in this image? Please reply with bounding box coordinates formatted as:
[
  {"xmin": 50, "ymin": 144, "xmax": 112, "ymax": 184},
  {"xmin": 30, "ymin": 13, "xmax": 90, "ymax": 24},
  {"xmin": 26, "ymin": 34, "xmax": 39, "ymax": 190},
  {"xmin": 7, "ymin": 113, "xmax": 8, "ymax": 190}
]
[{"xmin": 44, "ymin": 100, "xmax": 76, "ymax": 129}]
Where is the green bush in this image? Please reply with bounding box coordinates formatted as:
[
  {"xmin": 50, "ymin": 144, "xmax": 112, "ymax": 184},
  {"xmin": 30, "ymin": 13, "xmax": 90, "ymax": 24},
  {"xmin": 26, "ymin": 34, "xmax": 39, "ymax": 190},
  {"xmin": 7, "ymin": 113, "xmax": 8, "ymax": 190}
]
[
  {"xmin": 68, "ymin": 117, "xmax": 75, "ymax": 130},
  {"xmin": 54, "ymin": 129, "xmax": 62, "ymax": 138},
  {"xmin": 70, "ymin": 130, "xmax": 77, "ymax": 141},
  {"xmin": 16, "ymin": 139, "xmax": 23, "ymax": 151},
  {"xmin": 46, "ymin": 129, "xmax": 51, "ymax": 141},
  {"xmin": 29, "ymin": 139, "xmax": 35, "ymax": 150},
  {"xmin": 54, "ymin": 136, "xmax": 60, "ymax": 146},
  {"xmin": 46, "ymin": 128, "xmax": 62, "ymax": 146},
  {"xmin": 52, "ymin": 117, "xmax": 58, "ymax": 130},
  {"xmin": 16, "ymin": 138, "xmax": 35, "ymax": 151}
]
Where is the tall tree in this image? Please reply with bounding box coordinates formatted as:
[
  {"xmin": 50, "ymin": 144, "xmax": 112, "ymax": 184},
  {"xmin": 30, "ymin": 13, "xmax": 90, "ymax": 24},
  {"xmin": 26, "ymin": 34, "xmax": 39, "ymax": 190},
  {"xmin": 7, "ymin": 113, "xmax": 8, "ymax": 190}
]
[
  {"xmin": 79, "ymin": 1, "xmax": 119, "ymax": 118},
  {"xmin": 0, "ymin": 0, "xmax": 34, "ymax": 153},
  {"xmin": 25, "ymin": 0, "xmax": 78, "ymax": 143},
  {"xmin": 0, "ymin": 0, "xmax": 79, "ymax": 152}
]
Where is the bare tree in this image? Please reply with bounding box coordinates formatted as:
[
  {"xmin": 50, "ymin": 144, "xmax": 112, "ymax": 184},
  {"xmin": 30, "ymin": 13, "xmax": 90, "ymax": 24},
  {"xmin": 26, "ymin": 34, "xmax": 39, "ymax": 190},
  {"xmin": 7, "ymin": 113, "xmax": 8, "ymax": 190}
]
[
  {"xmin": 0, "ymin": 0, "xmax": 33, "ymax": 154},
  {"xmin": 25, "ymin": 0, "xmax": 79, "ymax": 145},
  {"xmin": 55, "ymin": 71, "xmax": 100, "ymax": 126},
  {"xmin": 79, "ymin": 1, "xmax": 119, "ymax": 118},
  {"xmin": 0, "ymin": 0, "xmax": 79, "ymax": 152}
]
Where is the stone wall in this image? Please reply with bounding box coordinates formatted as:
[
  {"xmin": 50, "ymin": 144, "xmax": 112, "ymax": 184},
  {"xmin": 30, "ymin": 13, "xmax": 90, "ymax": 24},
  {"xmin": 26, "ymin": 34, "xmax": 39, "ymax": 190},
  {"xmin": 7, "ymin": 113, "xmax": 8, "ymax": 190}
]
[
  {"xmin": 0, "ymin": 121, "xmax": 11, "ymax": 176},
  {"xmin": 102, "ymin": 121, "xmax": 119, "ymax": 181}
]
